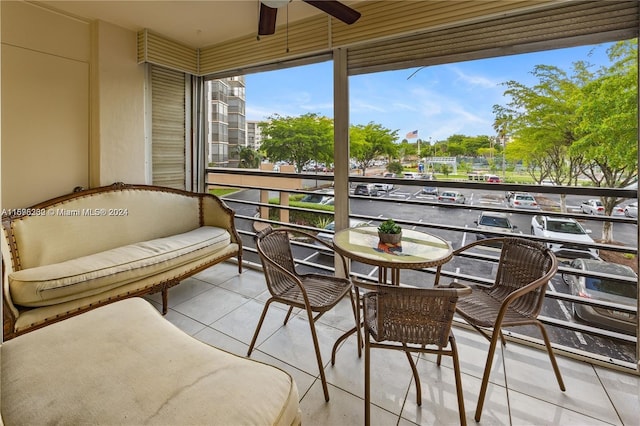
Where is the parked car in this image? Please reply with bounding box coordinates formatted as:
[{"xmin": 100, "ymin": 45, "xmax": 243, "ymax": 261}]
[
  {"xmin": 580, "ymin": 199, "xmax": 605, "ymax": 215},
  {"xmin": 422, "ymin": 186, "xmax": 438, "ymax": 196},
  {"xmin": 562, "ymin": 258, "xmax": 637, "ymax": 334},
  {"xmin": 508, "ymin": 192, "xmax": 540, "ymax": 210},
  {"xmin": 474, "ymin": 211, "xmax": 517, "ymax": 240},
  {"xmin": 316, "ymin": 219, "xmax": 369, "ymax": 245},
  {"xmin": 354, "ymin": 184, "xmax": 379, "ymax": 197},
  {"xmin": 624, "ymin": 202, "xmax": 638, "ymax": 218},
  {"xmin": 530, "ymin": 215, "xmax": 598, "ymax": 258},
  {"xmin": 300, "ymin": 189, "xmax": 334, "ymax": 204},
  {"xmin": 611, "ymin": 204, "xmax": 626, "ymax": 216},
  {"xmin": 373, "ymin": 182, "xmax": 394, "ymax": 192},
  {"xmin": 485, "ymin": 175, "xmax": 501, "ymax": 183},
  {"xmin": 438, "ymin": 191, "xmax": 466, "ymax": 204},
  {"xmin": 383, "ymin": 172, "xmax": 396, "ymax": 178},
  {"xmin": 403, "ymin": 172, "xmax": 421, "ymax": 179}
]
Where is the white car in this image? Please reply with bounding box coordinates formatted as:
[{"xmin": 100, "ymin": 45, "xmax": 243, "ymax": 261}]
[
  {"xmin": 580, "ymin": 199, "xmax": 604, "ymax": 215},
  {"xmin": 373, "ymin": 182, "xmax": 394, "ymax": 192},
  {"xmin": 508, "ymin": 192, "xmax": 540, "ymax": 210},
  {"xmin": 624, "ymin": 202, "xmax": 638, "ymax": 218},
  {"xmin": 316, "ymin": 219, "xmax": 369, "ymax": 246},
  {"xmin": 438, "ymin": 191, "xmax": 466, "ymax": 204},
  {"xmin": 474, "ymin": 211, "xmax": 518, "ymax": 240},
  {"xmin": 530, "ymin": 215, "xmax": 598, "ymax": 258}
]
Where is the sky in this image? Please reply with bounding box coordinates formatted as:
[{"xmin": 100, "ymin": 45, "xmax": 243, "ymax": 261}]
[{"xmin": 245, "ymin": 42, "xmax": 617, "ymax": 142}]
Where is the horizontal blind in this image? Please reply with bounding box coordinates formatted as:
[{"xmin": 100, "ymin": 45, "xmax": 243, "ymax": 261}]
[
  {"xmin": 151, "ymin": 66, "xmax": 186, "ymax": 190},
  {"xmin": 138, "ymin": 29, "xmax": 198, "ymax": 75},
  {"xmin": 348, "ymin": 1, "xmax": 639, "ymax": 75}
]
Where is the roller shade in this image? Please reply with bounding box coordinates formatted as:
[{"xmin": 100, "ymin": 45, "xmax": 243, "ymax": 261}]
[
  {"xmin": 348, "ymin": 1, "xmax": 639, "ymax": 75},
  {"xmin": 151, "ymin": 66, "xmax": 186, "ymax": 190}
]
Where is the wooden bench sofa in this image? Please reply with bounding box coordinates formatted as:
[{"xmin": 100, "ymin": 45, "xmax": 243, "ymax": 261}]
[
  {"xmin": 1, "ymin": 297, "xmax": 301, "ymax": 425},
  {"xmin": 1, "ymin": 183, "xmax": 242, "ymax": 339}
]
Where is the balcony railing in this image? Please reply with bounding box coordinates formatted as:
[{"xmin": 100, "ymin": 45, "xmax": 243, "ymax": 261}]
[{"xmin": 206, "ymin": 167, "xmax": 639, "ymax": 374}]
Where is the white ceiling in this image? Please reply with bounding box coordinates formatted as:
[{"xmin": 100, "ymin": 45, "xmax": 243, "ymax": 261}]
[{"xmin": 42, "ymin": 0, "xmax": 362, "ymax": 48}]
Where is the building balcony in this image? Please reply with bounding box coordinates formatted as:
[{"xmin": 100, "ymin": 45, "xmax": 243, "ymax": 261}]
[{"xmin": 145, "ymin": 261, "xmax": 639, "ymax": 425}]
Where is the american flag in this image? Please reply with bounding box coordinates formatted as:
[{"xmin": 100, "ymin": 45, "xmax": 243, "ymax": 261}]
[{"xmin": 406, "ymin": 130, "xmax": 418, "ymax": 139}]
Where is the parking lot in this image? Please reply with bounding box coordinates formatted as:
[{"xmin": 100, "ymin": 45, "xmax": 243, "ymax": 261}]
[{"xmin": 226, "ymin": 182, "xmax": 638, "ymax": 364}]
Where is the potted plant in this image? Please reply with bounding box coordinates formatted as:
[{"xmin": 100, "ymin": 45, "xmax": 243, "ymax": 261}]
[{"xmin": 378, "ymin": 219, "xmax": 402, "ymax": 244}]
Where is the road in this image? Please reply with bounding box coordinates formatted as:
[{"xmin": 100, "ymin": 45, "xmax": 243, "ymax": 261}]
[{"xmin": 224, "ymin": 182, "xmax": 638, "ymax": 365}]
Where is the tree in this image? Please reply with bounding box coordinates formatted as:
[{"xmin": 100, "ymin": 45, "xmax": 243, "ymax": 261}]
[
  {"xmin": 397, "ymin": 139, "xmax": 417, "ymax": 161},
  {"xmin": 259, "ymin": 113, "xmax": 334, "ymax": 173},
  {"xmin": 387, "ymin": 161, "xmax": 404, "ymax": 175},
  {"xmin": 493, "ymin": 64, "xmax": 589, "ymax": 191},
  {"xmin": 237, "ymin": 146, "xmax": 261, "ymax": 168},
  {"xmin": 494, "ymin": 40, "xmax": 638, "ymax": 242},
  {"xmin": 350, "ymin": 122, "xmax": 399, "ymax": 176},
  {"xmin": 493, "ymin": 60, "xmax": 596, "ymax": 213},
  {"xmin": 574, "ymin": 39, "xmax": 638, "ymax": 241}
]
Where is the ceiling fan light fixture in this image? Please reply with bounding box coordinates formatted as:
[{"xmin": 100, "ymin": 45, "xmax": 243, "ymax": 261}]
[{"xmin": 261, "ymin": 0, "xmax": 290, "ymax": 8}]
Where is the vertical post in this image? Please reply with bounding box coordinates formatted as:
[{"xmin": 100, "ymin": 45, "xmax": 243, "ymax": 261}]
[{"xmin": 333, "ymin": 48, "xmax": 350, "ymax": 278}]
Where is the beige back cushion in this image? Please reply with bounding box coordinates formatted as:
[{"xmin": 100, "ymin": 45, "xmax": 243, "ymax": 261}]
[{"xmin": 11, "ymin": 189, "xmax": 200, "ymax": 269}]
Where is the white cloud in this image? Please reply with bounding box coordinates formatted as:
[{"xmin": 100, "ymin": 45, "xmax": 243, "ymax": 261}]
[{"xmin": 447, "ymin": 65, "xmax": 499, "ymax": 89}]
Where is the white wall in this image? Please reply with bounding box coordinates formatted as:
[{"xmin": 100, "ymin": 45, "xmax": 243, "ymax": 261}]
[
  {"xmin": 94, "ymin": 20, "xmax": 146, "ymax": 186},
  {"xmin": 1, "ymin": 2, "xmax": 148, "ymax": 209},
  {"xmin": 1, "ymin": 1, "xmax": 90, "ymax": 209}
]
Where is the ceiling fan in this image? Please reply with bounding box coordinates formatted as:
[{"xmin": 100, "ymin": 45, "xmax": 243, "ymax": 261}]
[{"xmin": 258, "ymin": 0, "xmax": 361, "ymax": 36}]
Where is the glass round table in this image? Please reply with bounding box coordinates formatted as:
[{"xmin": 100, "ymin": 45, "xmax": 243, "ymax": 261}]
[{"xmin": 332, "ymin": 226, "xmax": 453, "ymax": 285}]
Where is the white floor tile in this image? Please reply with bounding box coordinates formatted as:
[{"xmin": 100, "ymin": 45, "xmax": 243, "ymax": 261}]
[{"xmin": 159, "ymin": 262, "xmax": 639, "ymax": 426}]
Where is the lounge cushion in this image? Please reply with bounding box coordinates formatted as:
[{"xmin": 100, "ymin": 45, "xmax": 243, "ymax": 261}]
[
  {"xmin": 1, "ymin": 298, "xmax": 301, "ymax": 425},
  {"xmin": 9, "ymin": 226, "xmax": 230, "ymax": 307}
]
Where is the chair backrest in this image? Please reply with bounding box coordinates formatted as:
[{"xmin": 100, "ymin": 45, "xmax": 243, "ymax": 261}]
[
  {"xmin": 254, "ymin": 227, "xmax": 299, "ymax": 296},
  {"xmin": 363, "ymin": 284, "xmax": 471, "ymax": 347},
  {"xmin": 491, "ymin": 237, "xmax": 558, "ymax": 317}
]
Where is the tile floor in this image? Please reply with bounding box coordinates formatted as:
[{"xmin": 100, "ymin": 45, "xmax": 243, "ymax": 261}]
[{"xmin": 145, "ymin": 262, "xmax": 640, "ymax": 426}]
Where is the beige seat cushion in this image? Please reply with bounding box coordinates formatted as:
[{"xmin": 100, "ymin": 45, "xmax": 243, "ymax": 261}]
[
  {"xmin": 1, "ymin": 298, "xmax": 301, "ymax": 426},
  {"xmin": 9, "ymin": 226, "xmax": 230, "ymax": 307}
]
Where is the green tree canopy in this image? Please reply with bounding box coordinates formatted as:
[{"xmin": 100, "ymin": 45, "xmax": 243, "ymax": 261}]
[
  {"xmin": 494, "ymin": 39, "xmax": 638, "ymax": 241},
  {"xmin": 350, "ymin": 122, "xmax": 399, "ymax": 176},
  {"xmin": 493, "ymin": 63, "xmax": 590, "ymax": 186},
  {"xmin": 259, "ymin": 113, "xmax": 334, "ymax": 173},
  {"xmin": 237, "ymin": 146, "xmax": 261, "ymax": 168}
]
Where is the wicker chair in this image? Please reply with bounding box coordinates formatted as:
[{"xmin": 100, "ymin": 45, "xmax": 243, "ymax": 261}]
[
  {"xmin": 248, "ymin": 226, "xmax": 358, "ymax": 402},
  {"xmin": 356, "ymin": 279, "xmax": 472, "ymax": 426},
  {"xmin": 435, "ymin": 237, "xmax": 565, "ymax": 422}
]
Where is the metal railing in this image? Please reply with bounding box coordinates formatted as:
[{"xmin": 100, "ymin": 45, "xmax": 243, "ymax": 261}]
[{"xmin": 207, "ymin": 167, "xmax": 639, "ymax": 373}]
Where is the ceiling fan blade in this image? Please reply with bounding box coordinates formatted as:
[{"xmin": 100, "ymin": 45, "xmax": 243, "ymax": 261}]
[
  {"xmin": 258, "ymin": 3, "xmax": 278, "ymax": 36},
  {"xmin": 303, "ymin": 1, "xmax": 361, "ymax": 25}
]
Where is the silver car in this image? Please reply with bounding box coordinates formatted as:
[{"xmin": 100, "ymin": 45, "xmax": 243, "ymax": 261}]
[
  {"xmin": 562, "ymin": 259, "xmax": 637, "ymax": 334},
  {"xmin": 438, "ymin": 190, "xmax": 465, "ymax": 204},
  {"xmin": 508, "ymin": 192, "xmax": 540, "ymax": 210},
  {"xmin": 474, "ymin": 211, "xmax": 517, "ymax": 240},
  {"xmin": 624, "ymin": 202, "xmax": 638, "ymax": 218}
]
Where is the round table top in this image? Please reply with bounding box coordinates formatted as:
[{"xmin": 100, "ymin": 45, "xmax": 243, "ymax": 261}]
[{"xmin": 332, "ymin": 226, "xmax": 453, "ymax": 269}]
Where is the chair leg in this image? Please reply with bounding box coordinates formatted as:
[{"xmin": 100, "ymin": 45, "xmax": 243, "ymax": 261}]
[
  {"xmin": 403, "ymin": 344, "xmax": 421, "ymax": 406},
  {"xmin": 330, "ymin": 290, "xmax": 362, "ymax": 365},
  {"xmin": 305, "ymin": 306, "xmax": 330, "ymax": 402},
  {"xmin": 536, "ymin": 321, "xmax": 566, "ymax": 391},
  {"xmin": 364, "ymin": 332, "xmax": 371, "ymax": 426},
  {"xmin": 450, "ymin": 335, "xmax": 467, "ymax": 426},
  {"xmin": 474, "ymin": 328, "xmax": 502, "ymax": 422},
  {"xmin": 283, "ymin": 306, "xmax": 294, "ymax": 325},
  {"xmin": 247, "ymin": 299, "xmax": 274, "ymax": 357},
  {"xmin": 350, "ymin": 290, "xmax": 362, "ymax": 357}
]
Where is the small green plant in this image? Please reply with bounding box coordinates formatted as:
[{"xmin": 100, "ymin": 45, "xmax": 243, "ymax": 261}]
[{"xmin": 378, "ymin": 219, "xmax": 401, "ymax": 234}]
